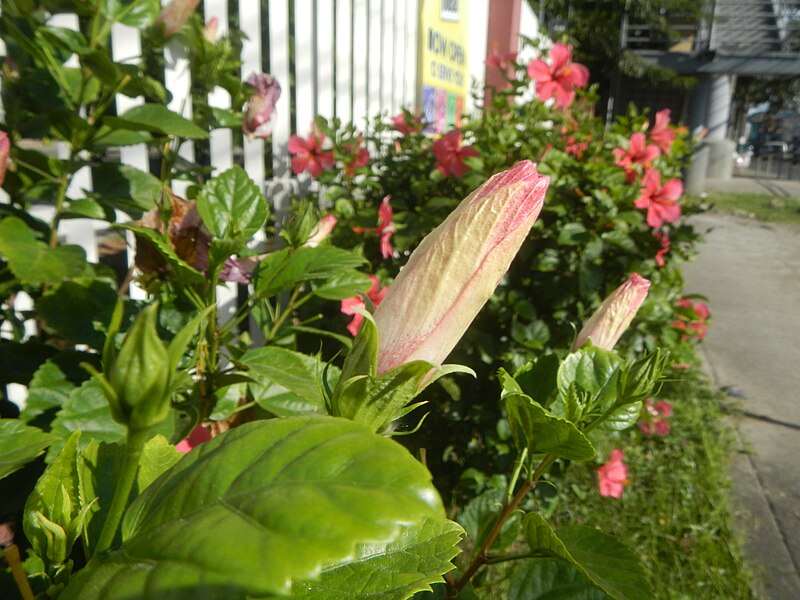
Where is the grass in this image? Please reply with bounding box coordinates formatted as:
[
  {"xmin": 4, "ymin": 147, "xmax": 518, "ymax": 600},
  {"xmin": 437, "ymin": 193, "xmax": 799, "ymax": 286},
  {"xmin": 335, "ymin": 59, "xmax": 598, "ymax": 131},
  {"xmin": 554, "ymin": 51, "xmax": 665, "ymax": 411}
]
[
  {"xmin": 544, "ymin": 366, "xmax": 759, "ymax": 599},
  {"xmin": 686, "ymin": 192, "xmax": 800, "ymax": 228}
]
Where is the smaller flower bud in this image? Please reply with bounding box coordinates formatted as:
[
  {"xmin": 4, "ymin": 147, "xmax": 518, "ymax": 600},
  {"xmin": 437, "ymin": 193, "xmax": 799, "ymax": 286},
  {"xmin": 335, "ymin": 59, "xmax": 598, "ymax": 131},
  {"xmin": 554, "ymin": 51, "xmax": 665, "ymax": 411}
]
[
  {"xmin": 107, "ymin": 304, "xmax": 171, "ymax": 431},
  {"xmin": 157, "ymin": 0, "xmax": 200, "ymax": 37},
  {"xmin": 574, "ymin": 273, "xmax": 651, "ymax": 351},
  {"xmin": 203, "ymin": 16, "xmax": 219, "ymax": 43}
]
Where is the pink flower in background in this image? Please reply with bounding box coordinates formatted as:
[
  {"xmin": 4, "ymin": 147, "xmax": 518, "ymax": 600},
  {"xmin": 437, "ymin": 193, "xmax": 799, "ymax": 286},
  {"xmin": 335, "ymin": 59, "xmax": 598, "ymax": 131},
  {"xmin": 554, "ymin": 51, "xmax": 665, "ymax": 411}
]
[
  {"xmin": 391, "ymin": 112, "xmax": 423, "ymax": 135},
  {"xmin": 526, "ymin": 43, "xmax": 589, "ymax": 107},
  {"xmin": 634, "ymin": 169, "xmax": 683, "ymax": 228},
  {"xmin": 176, "ymin": 425, "xmax": 212, "ymax": 453},
  {"xmin": 0, "ymin": 131, "xmax": 9, "ymax": 185},
  {"xmin": 353, "ymin": 195, "xmax": 395, "ymax": 259},
  {"xmin": 341, "ymin": 275, "xmax": 389, "ymax": 336},
  {"xmin": 343, "ymin": 136, "xmax": 370, "ymax": 177},
  {"xmin": 573, "ymin": 273, "xmax": 651, "ymax": 351},
  {"xmin": 242, "ymin": 73, "xmax": 281, "ymax": 139},
  {"xmin": 654, "ymin": 231, "xmax": 670, "ymax": 267},
  {"xmin": 613, "ymin": 132, "xmax": 660, "ymax": 182},
  {"xmin": 485, "ymin": 50, "xmax": 517, "ymax": 70},
  {"xmin": 649, "ymin": 109, "xmax": 675, "ymax": 153},
  {"xmin": 639, "ymin": 399, "xmax": 674, "ymax": 437},
  {"xmin": 432, "ymin": 129, "xmax": 479, "ymax": 178},
  {"xmin": 203, "ymin": 16, "xmax": 219, "ymax": 42},
  {"xmin": 373, "ymin": 161, "xmax": 548, "ymax": 374},
  {"xmin": 564, "ymin": 135, "xmax": 590, "ymax": 158},
  {"xmin": 288, "ymin": 128, "xmax": 335, "ymax": 177},
  {"xmin": 673, "ymin": 299, "xmax": 711, "ymax": 341},
  {"xmin": 157, "ymin": 0, "xmax": 200, "ymax": 36},
  {"xmin": 597, "ymin": 448, "xmax": 630, "ymax": 498}
]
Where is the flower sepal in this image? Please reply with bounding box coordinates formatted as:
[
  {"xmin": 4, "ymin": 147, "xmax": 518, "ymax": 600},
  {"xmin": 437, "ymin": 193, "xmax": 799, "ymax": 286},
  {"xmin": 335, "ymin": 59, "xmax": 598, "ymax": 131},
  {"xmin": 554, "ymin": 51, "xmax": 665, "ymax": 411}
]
[{"xmin": 332, "ymin": 311, "xmax": 474, "ymax": 432}]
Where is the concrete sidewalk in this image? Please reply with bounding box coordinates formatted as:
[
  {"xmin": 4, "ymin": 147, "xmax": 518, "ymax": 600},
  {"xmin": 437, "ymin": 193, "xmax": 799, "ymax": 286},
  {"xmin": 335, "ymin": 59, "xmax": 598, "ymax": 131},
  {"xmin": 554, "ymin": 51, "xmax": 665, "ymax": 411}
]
[
  {"xmin": 681, "ymin": 178, "xmax": 800, "ymax": 598},
  {"xmin": 703, "ymin": 173, "xmax": 800, "ymax": 199}
]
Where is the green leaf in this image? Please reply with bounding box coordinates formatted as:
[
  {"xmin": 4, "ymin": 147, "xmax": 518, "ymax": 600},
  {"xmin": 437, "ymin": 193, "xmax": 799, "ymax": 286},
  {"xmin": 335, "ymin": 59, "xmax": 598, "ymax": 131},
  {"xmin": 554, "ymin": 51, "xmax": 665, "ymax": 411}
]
[
  {"xmin": 312, "ymin": 270, "xmax": 373, "ymax": 300},
  {"xmin": 37, "ymin": 278, "xmax": 119, "ymax": 349},
  {"xmin": 49, "ymin": 380, "xmax": 127, "ymax": 456},
  {"xmin": 240, "ymin": 347, "xmax": 337, "ymax": 416},
  {"xmin": 0, "ymin": 419, "xmax": 57, "ymax": 480},
  {"xmin": 523, "ymin": 513, "xmax": 651, "ymax": 600},
  {"xmin": 107, "ymin": 104, "xmax": 208, "ymax": 139},
  {"xmin": 557, "ymin": 348, "xmax": 622, "ymax": 415},
  {"xmin": 504, "ymin": 393, "xmax": 595, "ymax": 461},
  {"xmin": 20, "ymin": 362, "xmax": 76, "ymax": 423},
  {"xmin": 603, "ymin": 230, "xmax": 637, "ymax": 254},
  {"xmin": 509, "ymin": 559, "xmax": 608, "ymax": 600},
  {"xmin": 514, "ymin": 354, "xmax": 560, "ymax": 407},
  {"xmin": 293, "ymin": 518, "xmax": 464, "ymax": 598},
  {"xmin": 460, "ymin": 486, "xmax": 521, "ymax": 552},
  {"xmin": 90, "ymin": 163, "xmax": 162, "ymax": 215},
  {"xmin": 253, "ymin": 246, "xmax": 368, "ymax": 298},
  {"xmin": 137, "ymin": 435, "xmax": 181, "ymax": 492},
  {"xmin": 101, "ymin": 0, "xmax": 160, "ymax": 28},
  {"xmin": 196, "ymin": 165, "xmax": 267, "ymax": 239},
  {"xmin": 210, "ymin": 106, "xmax": 243, "ymax": 127},
  {"xmin": 62, "ymin": 417, "xmax": 449, "ymax": 599},
  {"xmin": 558, "ymin": 223, "xmax": 590, "ymax": 246},
  {"xmin": 64, "ymin": 198, "xmax": 110, "ymax": 220},
  {"xmin": 0, "ymin": 217, "xmax": 87, "ymax": 286},
  {"xmin": 597, "ymin": 402, "xmax": 642, "ymax": 432}
]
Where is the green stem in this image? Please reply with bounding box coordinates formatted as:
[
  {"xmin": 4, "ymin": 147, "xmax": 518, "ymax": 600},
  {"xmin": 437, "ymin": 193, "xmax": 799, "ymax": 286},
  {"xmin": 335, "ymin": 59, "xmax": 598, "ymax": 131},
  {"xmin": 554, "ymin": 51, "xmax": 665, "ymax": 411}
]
[
  {"xmin": 93, "ymin": 427, "xmax": 149, "ymax": 556},
  {"xmin": 49, "ymin": 173, "xmax": 70, "ymax": 248},
  {"xmin": 266, "ymin": 287, "xmax": 304, "ymax": 341}
]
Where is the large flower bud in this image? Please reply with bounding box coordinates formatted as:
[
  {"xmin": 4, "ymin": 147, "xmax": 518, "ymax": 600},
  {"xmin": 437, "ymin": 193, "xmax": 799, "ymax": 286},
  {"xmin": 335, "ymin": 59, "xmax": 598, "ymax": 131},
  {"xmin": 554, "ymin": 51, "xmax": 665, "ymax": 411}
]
[
  {"xmin": 156, "ymin": 0, "xmax": 200, "ymax": 37},
  {"xmin": 574, "ymin": 273, "xmax": 651, "ymax": 351},
  {"xmin": 107, "ymin": 304, "xmax": 171, "ymax": 431},
  {"xmin": 373, "ymin": 160, "xmax": 549, "ymax": 374}
]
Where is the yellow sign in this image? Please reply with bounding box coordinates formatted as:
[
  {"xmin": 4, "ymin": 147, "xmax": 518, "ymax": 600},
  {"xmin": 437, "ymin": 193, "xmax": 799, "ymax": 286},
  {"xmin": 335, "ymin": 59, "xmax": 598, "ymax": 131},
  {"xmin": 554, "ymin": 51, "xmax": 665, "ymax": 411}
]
[{"xmin": 418, "ymin": 0, "xmax": 469, "ymax": 133}]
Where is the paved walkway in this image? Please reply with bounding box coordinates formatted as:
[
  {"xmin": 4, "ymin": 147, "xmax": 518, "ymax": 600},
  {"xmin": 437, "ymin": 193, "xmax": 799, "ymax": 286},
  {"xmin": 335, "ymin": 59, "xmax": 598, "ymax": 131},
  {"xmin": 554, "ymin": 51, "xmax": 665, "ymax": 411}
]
[{"xmin": 682, "ymin": 175, "xmax": 800, "ymax": 599}]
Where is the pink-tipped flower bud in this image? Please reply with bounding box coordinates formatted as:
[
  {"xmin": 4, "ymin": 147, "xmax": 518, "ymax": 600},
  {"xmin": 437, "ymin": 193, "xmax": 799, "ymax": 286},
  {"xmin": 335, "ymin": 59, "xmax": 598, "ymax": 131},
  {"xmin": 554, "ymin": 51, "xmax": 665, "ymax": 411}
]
[
  {"xmin": 373, "ymin": 160, "xmax": 549, "ymax": 374},
  {"xmin": 242, "ymin": 73, "xmax": 281, "ymax": 140},
  {"xmin": 574, "ymin": 273, "xmax": 651, "ymax": 351},
  {"xmin": 0, "ymin": 131, "xmax": 9, "ymax": 186},
  {"xmin": 203, "ymin": 16, "xmax": 219, "ymax": 43},
  {"xmin": 156, "ymin": 0, "xmax": 200, "ymax": 37},
  {"xmin": 304, "ymin": 214, "xmax": 337, "ymax": 247}
]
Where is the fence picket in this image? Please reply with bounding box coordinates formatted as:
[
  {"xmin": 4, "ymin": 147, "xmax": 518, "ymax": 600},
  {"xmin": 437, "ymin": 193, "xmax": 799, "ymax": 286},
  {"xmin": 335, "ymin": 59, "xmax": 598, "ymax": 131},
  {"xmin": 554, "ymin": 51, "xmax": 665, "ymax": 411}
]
[
  {"xmin": 316, "ymin": 0, "xmax": 335, "ymax": 120},
  {"xmin": 335, "ymin": 0, "xmax": 353, "ymax": 122}
]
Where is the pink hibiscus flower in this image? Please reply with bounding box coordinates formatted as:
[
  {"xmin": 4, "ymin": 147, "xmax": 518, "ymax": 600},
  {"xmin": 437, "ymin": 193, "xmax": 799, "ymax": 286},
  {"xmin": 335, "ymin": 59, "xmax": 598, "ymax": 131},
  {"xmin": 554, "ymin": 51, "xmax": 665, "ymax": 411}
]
[
  {"xmin": 176, "ymin": 424, "xmax": 212, "ymax": 453},
  {"xmin": 634, "ymin": 170, "xmax": 683, "ymax": 228},
  {"xmin": 613, "ymin": 132, "xmax": 661, "ymax": 182},
  {"xmin": 432, "ymin": 129, "xmax": 479, "ymax": 178},
  {"xmin": 639, "ymin": 399, "xmax": 673, "ymax": 437},
  {"xmin": 287, "ymin": 128, "xmax": 335, "ymax": 177},
  {"xmin": 0, "ymin": 131, "xmax": 9, "ymax": 186},
  {"xmin": 353, "ymin": 195, "xmax": 395, "ymax": 260},
  {"xmin": 649, "ymin": 109, "xmax": 675, "ymax": 154},
  {"xmin": 343, "ymin": 136, "xmax": 370, "ymax": 177},
  {"xmin": 341, "ymin": 275, "xmax": 389, "ymax": 336},
  {"xmin": 526, "ymin": 43, "xmax": 589, "ymax": 108},
  {"xmin": 673, "ymin": 299, "xmax": 711, "ymax": 341},
  {"xmin": 597, "ymin": 448, "xmax": 630, "ymax": 498},
  {"xmin": 654, "ymin": 231, "xmax": 670, "ymax": 267},
  {"xmin": 391, "ymin": 112, "xmax": 423, "ymax": 136},
  {"xmin": 485, "ymin": 50, "xmax": 517, "ymax": 71}
]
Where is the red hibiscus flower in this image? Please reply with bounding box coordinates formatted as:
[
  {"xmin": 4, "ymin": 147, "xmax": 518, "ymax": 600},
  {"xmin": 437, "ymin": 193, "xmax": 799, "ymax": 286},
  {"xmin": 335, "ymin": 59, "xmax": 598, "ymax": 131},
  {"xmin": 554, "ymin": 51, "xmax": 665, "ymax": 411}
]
[
  {"xmin": 673, "ymin": 299, "xmax": 711, "ymax": 341},
  {"xmin": 639, "ymin": 399, "xmax": 673, "ymax": 437},
  {"xmin": 649, "ymin": 108, "xmax": 675, "ymax": 154},
  {"xmin": 0, "ymin": 131, "xmax": 9, "ymax": 186},
  {"xmin": 526, "ymin": 43, "xmax": 589, "ymax": 108},
  {"xmin": 391, "ymin": 112, "xmax": 423, "ymax": 136},
  {"xmin": 634, "ymin": 169, "xmax": 683, "ymax": 228},
  {"xmin": 613, "ymin": 132, "xmax": 661, "ymax": 182},
  {"xmin": 341, "ymin": 275, "xmax": 389, "ymax": 336},
  {"xmin": 176, "ymin": 424, "xmax": 212, "ymax": 453},
  {"xmin": 432, "ymin": 129, "xmax": 478, "ymax": 178},
  {"xmin": 485, "ymin": 50, "xmax": 517, "ymax": 71},
  {"xmin": 654, "ymin": 230, "xmax": 670, "ymax": 267},
  {"xmin": 597, "ymin": 448, "xmax": 630, "ymax": 498},
  {"xmin": 343, "ymin": 136, "xmax": 370, "ymax": 177},
  {"xmin": 353, "ymin": 195, "xmax": 395, "ymax": 260},
  {"xmin": 287, "ymin": 128, "xmax": 335, "ymax": 177}
]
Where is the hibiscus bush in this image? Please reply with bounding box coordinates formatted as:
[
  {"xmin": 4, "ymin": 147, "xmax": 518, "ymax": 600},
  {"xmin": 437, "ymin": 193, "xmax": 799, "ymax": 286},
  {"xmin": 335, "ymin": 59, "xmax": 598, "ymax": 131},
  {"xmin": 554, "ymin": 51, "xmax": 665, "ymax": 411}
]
[{"xmin": 2, "ymin": 5, "xmax": 712, "ymax": 598}]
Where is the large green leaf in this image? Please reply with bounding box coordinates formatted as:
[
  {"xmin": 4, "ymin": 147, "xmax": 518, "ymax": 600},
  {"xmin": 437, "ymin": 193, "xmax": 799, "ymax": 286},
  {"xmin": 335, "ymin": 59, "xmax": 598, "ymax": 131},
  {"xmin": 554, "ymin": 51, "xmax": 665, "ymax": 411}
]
[
  {"xmin": 0, "ymin": 217, "xmax": 87, "ymax": 286},
  {"xmin": 90, "ymin": 163, "xmax": 162, "ymax": 215},
  {"xmin": 196, "ymin": 165, "xmax": 267, "ymax": 239},
  {"xmin": 509, "ymin": 559, "xmax": 608, "ymax": 600},
  {"xmin": 101, "ymin": 0, "xmax": 160, "ymax": 28},
  {"xmin": 240, "ymin": 347, "xmax": 337, "ymax": 416},
  {"xmin": 293, "ymin": 518, "xmax": 464, "ymax": 598},
  {"xmin": 459, "ymin": 486, "xmax": 521, "ymax": 552},
  {"xmin": 253, "ymin": 246, "xmax": 368, "ymax": 298},
  {"xmin": 62, "ymin": 416, "xmax": 451, "ymax": 599},
  {"xmin": 523, "ymin": 513, "xmax": 651, "ymax": 600},
  {"xmin": 20, "ymin": 362, "xmax": 75, "ymax": 423},
  {"xmin": 312, "ymin": 270, "xmax": 373, "ymax": 300},
  {"xmin": 107, "ymin": 105, "xmax": 208, "ymax": 139},
  {"xmin": 0, "ymin": 419, "xmax": 57, "ymax": 480},
  {"xmin": 37, "ymin": 277, "xmax": 119, "ymax": 349}
]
